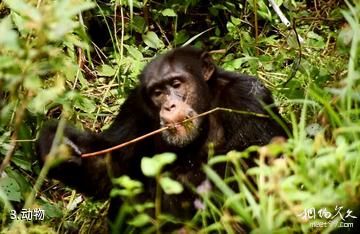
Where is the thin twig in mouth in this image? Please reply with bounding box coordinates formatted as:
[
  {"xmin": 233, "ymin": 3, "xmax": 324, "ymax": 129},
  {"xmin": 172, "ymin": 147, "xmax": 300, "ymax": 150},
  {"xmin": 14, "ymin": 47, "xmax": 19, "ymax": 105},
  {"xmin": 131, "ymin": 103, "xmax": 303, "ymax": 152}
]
[
  {"xmin": 165, "ymin": 115, "xmax": 192, "ymax": 130},
  {"xmin": 165, "ymin": 121, "xmax": 186, "ymax": 133},
  {"xmin": 81, "ymin": 107, "xmax": 269, "ymax": 158}
]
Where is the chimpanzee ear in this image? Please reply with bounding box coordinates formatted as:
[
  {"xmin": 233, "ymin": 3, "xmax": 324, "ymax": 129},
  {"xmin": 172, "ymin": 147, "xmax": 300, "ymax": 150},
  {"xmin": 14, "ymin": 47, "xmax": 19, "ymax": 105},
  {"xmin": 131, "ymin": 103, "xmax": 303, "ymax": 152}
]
[{"xmin": 200, "ymin": 52, "xmax": 215, "ymax": 81}]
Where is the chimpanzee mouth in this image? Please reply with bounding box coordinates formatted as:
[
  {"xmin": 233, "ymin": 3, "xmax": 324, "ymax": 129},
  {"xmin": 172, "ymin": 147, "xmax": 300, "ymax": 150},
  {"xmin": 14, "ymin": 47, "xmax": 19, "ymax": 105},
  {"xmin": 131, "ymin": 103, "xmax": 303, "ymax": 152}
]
[
  {"xmin": 167, "ymin": 117, "xmax": 194, "ymax": 132},
  {"xmin": 161, "ymin": 116, "xmax": 202, "ymax": 147}
]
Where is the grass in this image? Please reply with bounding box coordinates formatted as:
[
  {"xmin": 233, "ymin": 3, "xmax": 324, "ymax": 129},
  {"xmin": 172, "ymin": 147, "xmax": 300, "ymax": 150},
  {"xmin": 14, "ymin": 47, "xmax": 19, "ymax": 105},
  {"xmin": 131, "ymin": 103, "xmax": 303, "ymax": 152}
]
[{"xmin": 0, "ymin": 0, "xmax": 359, "ymax": 233}]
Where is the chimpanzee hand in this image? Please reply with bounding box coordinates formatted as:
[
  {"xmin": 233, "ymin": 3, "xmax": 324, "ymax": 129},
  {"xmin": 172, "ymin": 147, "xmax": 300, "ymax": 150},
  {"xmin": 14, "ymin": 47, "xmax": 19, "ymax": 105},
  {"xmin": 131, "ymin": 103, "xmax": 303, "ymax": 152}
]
[{"xmin": 36, "ymin": 120, "xmax": 112, "ymax": 198}]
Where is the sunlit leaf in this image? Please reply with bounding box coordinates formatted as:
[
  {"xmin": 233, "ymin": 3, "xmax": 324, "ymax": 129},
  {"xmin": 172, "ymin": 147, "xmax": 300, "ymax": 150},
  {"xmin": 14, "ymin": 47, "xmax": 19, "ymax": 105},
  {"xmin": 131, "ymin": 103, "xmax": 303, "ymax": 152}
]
[
  {"xmin": 142, "ymin": 31, "xmax": 164, "ymax": 49},
  {"xmin": 128, "ymin": 213, "xmax": 151, "ymax": 227},
  {"xmin": 162, "ymin": 8, "xmax": 177, "ymax": 17},
  {"xmin": 23, "ymin": 76, "xmax": 42, "ymax": 91},
  {"xmin": 4, "ymin": 0, "xmax": 41, "ymax": 22},
  {"xmin": 141, "ymin": 153, "xmax": 176, "ymax": 177},
  {"xmin": 159, "ymin": 177, "xmax": 183, "ymax": 194},
  {"xmin": 0, "ymin": 17, "xmax": 19, "ymax": 50}
]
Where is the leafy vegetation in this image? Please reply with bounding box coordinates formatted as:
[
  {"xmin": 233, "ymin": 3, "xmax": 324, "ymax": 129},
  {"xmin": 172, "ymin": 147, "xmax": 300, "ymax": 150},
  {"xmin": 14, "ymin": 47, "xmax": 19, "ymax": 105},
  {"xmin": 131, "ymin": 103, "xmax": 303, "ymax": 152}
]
[{"xmin": 0, "ymin": 0, "xmax": 359, "ymax": 233}]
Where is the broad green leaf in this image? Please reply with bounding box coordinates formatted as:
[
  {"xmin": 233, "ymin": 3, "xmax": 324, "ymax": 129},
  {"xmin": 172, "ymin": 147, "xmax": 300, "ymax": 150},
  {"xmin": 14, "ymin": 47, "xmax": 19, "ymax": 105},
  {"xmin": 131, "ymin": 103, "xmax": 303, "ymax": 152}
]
[
  {"xmin": 142, "ymin": 31, "xmax": 164, "ymax": 49},
  {"xmin": 48, "ymin": 20, "xmax": 78, "ymax": 40},
  {"xmin": 132, "ymin": 15, "xmax": 146, "ymax": 33},
  {"xmin": 6, "ymin": 169, "xmax": 32, "ymax": 198},
  {"xmin": 162, "ymin": 9, "xmax": 177, "ymax": 17},
  {"xmin": 174, "ymin": 30, "xmax": 189, "ymax": 45},
  {"xmin": 74, "ymin": 96, "xmax": 96, "ymax": 113},
  {"xmin": 0, "ymin": 17, "xmax": 19, "ymax": 50},
  {"xmin": 54, "ymin": 0, "xmax": 94, "ymax": 18},
  {"xmin": 98, "ymin": 64, "xmax": 117, "ymax": 77},
  {"xmin": 153, "ymin": 152, "xmax": 176, "ymax": 166},
  {"xmin": 159, "ymin": 177, "xmax": 183, "ymax": 194},
  {"xmin": 27, "ymin": 79, "xmax": 67, "ymax": 113},
  {"xmin": 141, "ymin": 153, "xmax": 176, "ymax": 177},
  {"xmin": 112, "ymin": 175, "xmax": 143, "ymax": 190},
  {"xmin": 4, "ymin": 0, "xmax": 41, "ymax": 22},
  {"xmin": 0, "ymin": 55, "xmax": 15, "ymax": 69},
  {"xmin": 23, "ymin": 76, "xmax": 42, "ymax": 91},
  {"xmin": 0, "ymin": 176, "xmax": 22, "ymax": 202},
  {"xmin": 128, "ymin": 213, "xmax": 151, "ymax": 227},
  {"xmin": 126, "ymin": 46, "xmax": 143, "ymax": 60},
  {"xmin": 11, "ymin": 155, "xmax": 32, "ymax": 172},
  {"xmin": 41, "ymin": 202, "xmax": 63, "ymax": 218},
  {"xmin": 141, "ymin": 157, "xmax": 160, "ymax": 177},
  {"xmin": 230, "ymin": 16, "xmax": 241, "ymax": 26},
  {"xmin": 28, "ymin": 88, "xmax": 62, "ymax": 113}
]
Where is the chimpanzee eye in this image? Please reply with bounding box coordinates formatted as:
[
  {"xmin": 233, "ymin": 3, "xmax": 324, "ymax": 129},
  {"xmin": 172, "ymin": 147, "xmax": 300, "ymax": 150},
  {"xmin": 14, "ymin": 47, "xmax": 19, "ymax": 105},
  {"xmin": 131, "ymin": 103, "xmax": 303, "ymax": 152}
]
[
  {"xmin": 172, "ymin": 79, "xmax": 182, "ymax": 89},
  {"xmin": 153, "ymin": 89, "xmax": 162, "ymax": 97}
]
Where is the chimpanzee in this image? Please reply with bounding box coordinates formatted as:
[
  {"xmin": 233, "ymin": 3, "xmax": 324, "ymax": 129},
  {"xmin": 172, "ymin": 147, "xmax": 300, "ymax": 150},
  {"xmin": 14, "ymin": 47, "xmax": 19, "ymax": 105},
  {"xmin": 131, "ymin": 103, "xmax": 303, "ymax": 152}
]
[{"xmin": 37, "ymin": 46, "xmax": 288, "ymax": 230}]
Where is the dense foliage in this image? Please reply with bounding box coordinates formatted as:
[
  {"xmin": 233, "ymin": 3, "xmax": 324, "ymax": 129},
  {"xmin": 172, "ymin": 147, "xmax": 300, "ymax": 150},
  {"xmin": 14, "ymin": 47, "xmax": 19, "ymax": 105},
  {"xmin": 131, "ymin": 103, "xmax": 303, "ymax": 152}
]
[{"xmin": 0, "ymin": 0, "xmax": 359, "ymax": 233}]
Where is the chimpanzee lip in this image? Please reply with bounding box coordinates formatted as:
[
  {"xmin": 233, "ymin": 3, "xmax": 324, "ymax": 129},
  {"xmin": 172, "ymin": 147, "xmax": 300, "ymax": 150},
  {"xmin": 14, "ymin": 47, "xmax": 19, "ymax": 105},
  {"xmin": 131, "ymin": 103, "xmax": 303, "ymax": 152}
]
[
  {"xmin": 162, "ymin": 117, "xmax": 190, "ymax": 128},
  {"xmin": 166, "ymin": 122, "xmax": 182, "ymax": 130},
  {"xmin": 163, "ymin": 122, "xmax": 190, "ymax": 135}
]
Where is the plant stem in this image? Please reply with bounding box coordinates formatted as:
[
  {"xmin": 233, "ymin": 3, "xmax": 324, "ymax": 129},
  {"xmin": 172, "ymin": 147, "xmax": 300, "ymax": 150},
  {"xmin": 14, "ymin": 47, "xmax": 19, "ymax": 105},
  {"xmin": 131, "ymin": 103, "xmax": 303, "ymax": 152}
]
[{"xmin": 155, "ymin": 175, "xmax": 162, "ymax": 234}]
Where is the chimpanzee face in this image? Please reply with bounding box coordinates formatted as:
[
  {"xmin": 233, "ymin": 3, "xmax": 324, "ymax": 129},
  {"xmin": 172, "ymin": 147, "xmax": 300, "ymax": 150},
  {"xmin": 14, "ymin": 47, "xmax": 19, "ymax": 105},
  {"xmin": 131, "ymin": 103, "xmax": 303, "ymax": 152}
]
[
  {"xmin": 140, "ymin": 48, "xmax": 215, "ymax": 147},
  {"xmin": 147, "ymin": 67, "xmax": 204, "ymax": 147}
]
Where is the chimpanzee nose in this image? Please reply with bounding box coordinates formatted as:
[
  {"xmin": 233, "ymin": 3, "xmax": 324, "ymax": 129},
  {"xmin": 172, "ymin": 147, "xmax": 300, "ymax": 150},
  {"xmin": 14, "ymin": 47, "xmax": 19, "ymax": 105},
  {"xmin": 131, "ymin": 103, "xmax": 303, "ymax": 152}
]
[{"xmin": 164, "ymin": 103, "xmax": 176, "ymax": 112}]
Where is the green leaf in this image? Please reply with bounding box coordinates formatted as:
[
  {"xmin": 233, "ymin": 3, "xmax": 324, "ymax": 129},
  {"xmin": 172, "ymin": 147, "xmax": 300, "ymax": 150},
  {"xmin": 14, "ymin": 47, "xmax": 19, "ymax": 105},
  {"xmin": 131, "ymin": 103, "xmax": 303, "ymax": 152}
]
[
  {"xmin": 28, "ymin": 87, "xmax": 63, "ymax": 113},
  {"xmin": 41, "ymin": 202, "xmax": 63, "ymax": 218},
  {"xmin": 153, "ymin": 152, "xmax": 177, "ymax": 166},
  {"xmin": 174, "ymin": 30, "xmax": 189, "ymax": 45},
  {"xmin": 54, "ymin": 0, "xmax": 94, "ymax": 19},
  {"xmin": 6, "ymin": 169, "xmax": 32, "ymax": 198},
  {"xmin": 142, "ymin": 31, "xmax": 164, "ymax": 49},
  {"xmin": 74, "ymin": 96, "xmax": 96, "ymax": 113},
  {"xmin": 128, "ymin": 213, "xmax": 151, "ymax": 227},
  {"xmin": 141, "ymin": 152, "xmax": 176, "ymax": 177},
  {"xmin": 126, "ymin": 46, "xmax": 143, "ymax": 60},
  {"xmin": 162, "ymin": 9, "xmax": 177, "ymax": 17},
  {"xmin": 230, "ymin": 16, "xmax": 241, "ymax": 26},
  {"xmin": 275, "ymin": 0, "xmax": 284, "ymax": 6},
  {"xmin": 141, "ymin": 157, "xmax": 160, "ymax": 177},
  {"xmin": 159, "ymin": 177, "xmax": 183, "ymax": 194},
  {"xmin": 307, "ymin": 31, "xmax": 325, "ymax": 48},
  {"xmin": 4, "ymin": 0, "xmax": 41, "ymax": 22},
  {"xmin": 98, "ymin": 64, "xmax": 117, "ymax": 77},
  {"xmin": 0, "ymin": 55, "xmax": 15, "ymax": 69},
  {"xmin": 23, "ymin": 76, "xmax": 42, "ymax": 91},
  {"xmin": 0, "ymin": 176, "xmax": 22, "ymax": 202},
  {"xmin": 11, "ymin": 155, "xmax": 32, "ymax": 172},
  {"xmin": 132, "ymin": 15, "xmax": 146, "ymax": 33},
  {"xmin": 111, "ymin": 176, "xmax": 143, "ymax": 197},
  {"xmin": 48, "ymin": 19, "xmax": 77, "ymax": 41},
  {"xmin": 0, "ymin": 17, "xmax": 19, "ymax": 50},
  {"xmin": 112, "ymin": 175, "xmax": 143, "ymax": 190}
]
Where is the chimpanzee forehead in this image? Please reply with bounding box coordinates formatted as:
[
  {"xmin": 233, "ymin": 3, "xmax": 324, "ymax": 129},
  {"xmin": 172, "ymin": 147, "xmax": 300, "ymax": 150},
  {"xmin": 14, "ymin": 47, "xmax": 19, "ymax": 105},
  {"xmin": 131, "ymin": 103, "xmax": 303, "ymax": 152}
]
[
  {"xmin": 143, "ymin": 62, "xmax": 192, "ymax": 89},
  {"xmin": 141, "ymin": 48, "xmax": 204, "ymax": 88}
]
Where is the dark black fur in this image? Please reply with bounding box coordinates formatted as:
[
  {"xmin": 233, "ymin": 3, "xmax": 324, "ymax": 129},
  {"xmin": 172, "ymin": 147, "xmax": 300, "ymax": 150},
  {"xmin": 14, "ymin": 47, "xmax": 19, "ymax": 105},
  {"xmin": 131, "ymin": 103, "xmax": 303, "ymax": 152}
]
[{"xmin": 37, "ymin": 47, "xmax": 288, "ymax": 229}]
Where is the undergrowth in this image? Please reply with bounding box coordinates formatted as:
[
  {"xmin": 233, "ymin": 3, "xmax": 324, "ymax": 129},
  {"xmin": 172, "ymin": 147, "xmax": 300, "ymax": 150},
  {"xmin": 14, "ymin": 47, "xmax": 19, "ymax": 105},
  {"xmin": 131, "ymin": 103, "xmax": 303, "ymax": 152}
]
[{"xmin": 0, "ymin": 0, "xmax": 359, "ymax": 233}]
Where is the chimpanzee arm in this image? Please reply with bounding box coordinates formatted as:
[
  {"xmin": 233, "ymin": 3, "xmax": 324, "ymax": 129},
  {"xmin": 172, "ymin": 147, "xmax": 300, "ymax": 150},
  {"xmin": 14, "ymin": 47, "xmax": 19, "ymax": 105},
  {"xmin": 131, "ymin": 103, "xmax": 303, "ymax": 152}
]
[
  {"xmin": 36, "ymin": 89, "xmax": 151, "ymax": 198},
  {"xmin": 36, "ymin": 120, "xmax": 115, "ymax": 198}
]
